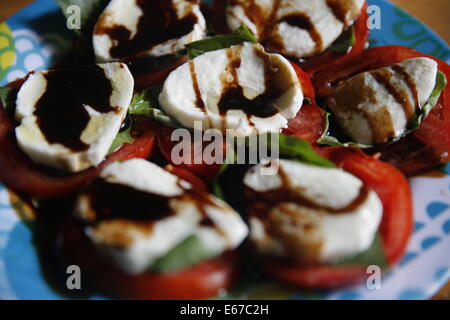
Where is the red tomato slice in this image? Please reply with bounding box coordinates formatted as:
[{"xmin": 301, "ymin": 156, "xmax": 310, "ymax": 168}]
[
  {"xmin": 164, "ymin": 164, "xmax": 209, "ymax": 192},
  {"xmin": 158, "ymin": 126, "xmax": 224, "ymax": 181},
  {"xmin": 261, "ymin": 148, "xmax": 413, "ymax": 289},
  {"xmin": 0, "ymin": 86, "xmax": 157, "ymax": 198},
  {"xmin": 59, "ymin": 220, "xmax": 239, "ymax": 300},
  {"xmin": 313, "ymin": 45, "xmax": 450, "ymax": 175},
  {"xmin": 300, "ymin": 2, "xmax": 369, "ymax": 76},
  {"xmin": 132, "ymin": 56, "xmax": 188, "ymax": 89},
  {"xmin": 282, "ymin": 62, "xmax": 326, "ymax": 145}
]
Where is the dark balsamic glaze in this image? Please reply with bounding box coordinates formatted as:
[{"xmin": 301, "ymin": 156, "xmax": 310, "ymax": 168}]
[
  {"xmin": 84, "ymin": 177, "xmax": 220, "ymax": 231},
  {"xmin": 246, "ymin": 165, "xmax": 370, "ymax": 218},
  {"xmin": 216, "ymin": 48, "xmax": 280, "ymax": 121},
  {"xmin": 218, "ymin": 87, "xmax": 279, "ymax": 118},
  {"xmin": 277, "ymin": 13, "xmax": 323, "ymax": 55},
  {"xmin": 189, "ymin": 60, "xmax": 205, "ymax": 110},
  {"xmin": 371, "ymin": 69, "xmax": 416, "ymax": 122},
  {"xmin": 391, "ymin": 65, "xmax": 420, "ymax": 113},
  {"xmin": 95, "ymin": 0, "xmax": 198, "ymax": 59},
  {"xmin": 326, "ymin": 0, "xmax": 350, "ymax": 26},
  {"xmin": 88, "ymin": 181, "xmax": 172, "ymax": 222},
  {"xmin": 34, "ymin": 65, "xmax": 115, "ymax": 152}
]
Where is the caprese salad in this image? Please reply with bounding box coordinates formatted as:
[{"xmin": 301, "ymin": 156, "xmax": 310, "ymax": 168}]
[{"xmin": 0, "ymin": 0, "xmax": 448, "ymax": 300}]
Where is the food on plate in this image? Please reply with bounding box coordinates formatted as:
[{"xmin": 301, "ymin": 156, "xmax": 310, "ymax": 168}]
[
  {"xmin": 60, "ymin": 159, "xmax": 248, "ymax": 299},
  {"xmin": 327, "ymin": 58, "xmax": 439, "ymax": 145},
  {"xmin": 159, "ymin": 42, "xmax": 303, "ymax": 136},
  {"xmin": 15, "ymin": 63, "xmax": 133, "ymax": 172},
  {"xmin": 214, "ymin": 0, "xmax": 369, "ymax": 75},
  {"xmin": 93, "ymin": 0, "xmax": 206, "ymax": 61},
  {"xmin": 243, "ymin": 148, "xmax": 412, "ymax": 288},
  {"xmin": 4, "ymin": 0, "xmax": 450, "ymax": 300},
  {"xmin": 92, "ymin": 0, "xmax": 206, "ymax": 87},
  {"xmin": 0, "ymin": 64, "xmax": 157, "ymax": 198},
  {"xmin": 315, "ymin": 46, "xmax": 449, "ymax": 175}
]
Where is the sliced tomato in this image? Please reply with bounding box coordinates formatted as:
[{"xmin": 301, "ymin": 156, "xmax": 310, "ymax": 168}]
[
  {"xmin": 282, "ymin": 62, "xmax": 326, "ymax": 145},
  {"xmin": 164, "ymin": 164, "xmax": 209, "ymax": 192},
  {"xmin": 300, "ymin": 1, "xmax": 369, "ymax": 76},
  {"xmin": 313, "ymin": 45, "xmax": 450, "ymax": 175},
  {"xmin": 0, "ymin": 89, "xmax": 157, "ymax": 198},
  {"xmin": 59, "ymin": 220, "xmax": 239, "ymax": 300},
  {"xmin": 261, "ymin": 148, "xmax": 413, "ymax": 289},
  {"xmin": 158, "ymin": 126, "xmax": 224, "ymax": 181},
  {"xmin": 131, "ymin": 56, "xmax": 188, "ymax": 89}
]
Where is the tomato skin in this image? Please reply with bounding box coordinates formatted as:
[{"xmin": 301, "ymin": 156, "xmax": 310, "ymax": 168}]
[
  {"xmin": 260, "ymin": 148, "xmax": 413, "ymax": 289},
  {"xmin": 164, "ymin": 164, "xmax": 210, "ymax": 192},
  {"xmin": 313, "ymin": 45, "xmax": 450, "ymax": 175},
  {"xmin": 132, "ymin": 56, "xmax": 188, "ymax": 89},
  {"xmin": 0, "ymin": 84, "xmax": 157, "ymax": 198},
  {"xmin": 300, "ymin": 2, "xmax": 369, "ymax": 76},
  {"xmin": 282, "ymin": 62, "xmax": 326, "ymax": 145},
  {"xmin": 321, "ymin": 148, "xmax": 413, "ymax": 265},
  {"xmin": 59, "ymin": 220, "xmax": 239, "ymax": 300},
  {"xmin": 158, "ymin": 126, "xmax": 224, "ymax": 181}
]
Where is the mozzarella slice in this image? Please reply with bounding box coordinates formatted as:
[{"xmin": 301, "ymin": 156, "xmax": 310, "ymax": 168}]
[
  {"xmin": 159, "ymin": 42, "xmax": 303, "ymax": 136},
  {"xmin": 226, "ymin": 0, "xmax": 364, "ymax": 58},
  {"xmin": 244, "ymin": 160, "xmax": 383, "ymax": 263},
  {"xmin": 93, "ymin": 0, "xmax": 206, "ymax": 62},
  {"xmin": 327, "ymin": 57, "xmax": 438, "ymax": 145},
  {"xmin": 15, "ymin": 62, "xmax": 133, "ymax": 173},
  {"xmin": 75, "ymin": 159, "xmax": 248, "ymax": 274}
]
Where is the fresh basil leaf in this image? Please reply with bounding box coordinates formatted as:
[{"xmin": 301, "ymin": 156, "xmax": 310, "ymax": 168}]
[
  {"xmin": 212, "ymin": 148, "xmax": 237, "ymax": 200},
  {"xmin": 0, "ymin": 86, "xmax": 18, "ymax": 115},
  {"xmin": 330, "ymin": 26, "xmax": 356, "ymax": 54},
  {"xmin": 277, "ymin": 134, "xmax": 336, "ymax": 168},
  {"xmin": 423, "ymin": 70, "xmax": 447, "ymax": 118},
  {"xmin": 0, "ymin": 86, "xmax": 13, "ymax": 109},
  {"xmin": 148, "ymin": 235, "xmax": 216, "ymax": 273},
  {"xmin": 331, "ymin": 233, "xmax": 388, "ymax": 269},
  {"xmin": 303, "ymin": 97, "xmax": 313, "ymax": 105},
  {"xmin": 318, "ymin": 112, "xmax": 373, "ymax": 148},
  {"xmin": 186, "ymin": 26, "xmax": 258, "ymax": 59},
  {"xmin": 107, "ymin": 117, "xmax": 134, "ymax": 155},
  {"xmin": 54, "ymin": 0, "xmax": 109, "ymax": 37},
  {"xmin": 129, "ymin": 87, "xmax": 182, "ymax": 128}
]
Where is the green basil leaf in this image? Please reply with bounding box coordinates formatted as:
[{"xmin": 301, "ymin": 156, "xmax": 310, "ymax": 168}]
[
  {"xmin": 148, "ymin": 235, "xmax": 216, "ymax": 273},
  {"xmin": 423, "ymin": 70, "xmax": 447, "ymax": 118},
  {"xmin": 186, "ymin": 26, "xmax": 258, "ymax": 59},
  {"xmin": 277, "ymin": 134, "xmax": 336, "ymax": 168},
  {"xmin": 129, "ymin": 87, "xmax": 182, "ymax": 128},
  {"xmin": 331, "ymin": 233, "xmax": 389, "ymax": 269},
  {"xmin": 54, "ymin": 0, "xmax": 109, "ymax": 37},
  {"xmin": 330, "ymin": 26, "xmax": 356, "ymax": 54},
  {"xmin": 318, "ymin": 112, "xmax": 373, "ymax": 149},
  {"xmin": 107, "ymin": 117, "xmax": 134, "ymax": 155},
  {"xmin": 212, "ymin": 148, "xmax": 237, "ymax": 200},
  {"xmin": 0, "ymin": 86, "xmax": 18, "ymax": 115}
]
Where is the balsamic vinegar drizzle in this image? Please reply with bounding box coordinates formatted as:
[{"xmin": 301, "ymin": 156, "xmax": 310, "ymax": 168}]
[
  {"xmin": 391, "ymin": 65, "xmax": 421, "ymax": 113},
  {"xmin": 34, "ymin": 66, "xmax": 115, "ymax": 152},
  {"xmin": 84, "ymin": 178, "xmax": 220, "ymax": 233},
  {"xmin": 217, "ymin": 47, "xmax": 279, "ymax": 121},
  {"xmin": 277, "ymin": 13, "xmax": 323, "ymax": 55},
  {"xmin": 187, "ymin": 46, "xmax": 282, "ymax": 128},
  {"xmin": 230, "ymin": 0, "xmax": 360, "ymax": 55},
  {"xmin": 247, "ymin": 165, "xmax": 370, "ymax": 218},
  {"xmin": 371, "ymin": 69, "xmax": 416, "ymax": 122},
  {"xmin": 95, "ymin": 0, "xmax": 199, "ymax": 59}
]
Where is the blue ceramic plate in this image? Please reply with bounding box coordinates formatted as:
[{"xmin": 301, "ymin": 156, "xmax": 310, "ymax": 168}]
[{"xmin": 0, "ymin": 0, "xmax": 449, "ymax": 300}]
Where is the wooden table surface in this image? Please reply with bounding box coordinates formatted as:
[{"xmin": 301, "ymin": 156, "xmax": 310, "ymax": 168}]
[{"xmin": 0, "ymin": 0, "xmax": 449, "ymax": 300}]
